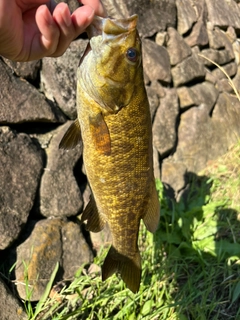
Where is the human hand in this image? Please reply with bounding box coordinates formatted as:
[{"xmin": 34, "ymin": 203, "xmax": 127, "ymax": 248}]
[{"xmin": 0, "ymin": 0, "xmax": 106, "ymax": 62}]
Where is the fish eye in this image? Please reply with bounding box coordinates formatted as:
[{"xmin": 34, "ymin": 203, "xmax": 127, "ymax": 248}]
[{"xmin": 126, "ymin": 48, "xmax": 138, "ymax": 62}]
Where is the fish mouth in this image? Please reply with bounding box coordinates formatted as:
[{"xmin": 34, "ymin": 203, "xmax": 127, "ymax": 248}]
[{"xmin": 87, "ymin": 15, "xmax": 138, "ymax": 41}]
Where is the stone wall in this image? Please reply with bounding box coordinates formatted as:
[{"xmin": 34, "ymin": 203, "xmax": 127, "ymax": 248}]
[{"xmin": 1, "ymin": 0, "xmax": 240, "ymax": 314}]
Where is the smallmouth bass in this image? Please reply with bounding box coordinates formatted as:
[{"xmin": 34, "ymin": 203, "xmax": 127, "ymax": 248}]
[{"xmin": 59, "ymin": 14, "xmax": 160, "ymax": 293}]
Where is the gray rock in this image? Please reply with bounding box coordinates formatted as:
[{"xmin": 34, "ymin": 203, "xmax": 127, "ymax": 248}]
[
  {"xmin": 19, "ymin": 217, "xmax": 64, "ymax": 301},
  {"xmin": 176, "ymin": 0, "xmax": 197, "ymax": 35},
  {"xmin": 166, "ymin": 27, "xmax": 192, "ymax": 66},
  {"xmin": 191, "ymin": 45, "xmax": 201, "ymax": 56},
  {"xmin": 155, "ymin": 32, "xmax": 167, "ymax": 46},
  {"xmin": 152, "ymin": 88, "xmax": 179, "ymax": 157},
  {"xmin": 144, "ymin": 71, "xmax": 150, "ymax": 86},
  {"xmin": 146, "ymin": 86, "xmax": 159, "ymax": 121},
  {"xmin": 205, "ymin": 70, "xmax": 217, "ymax": 85},
  {"xmin": 190, "ymin": 0, "xmax": 207, "ymax": 19},
  {"xmin": 153, "ymin": 146, "xmax": 161, "ymax": 180},
  {"xmin": 177, "ymin": 82, "xmax": 219, "ymax": 111},
  {"xmin": 216, "ymin": 78, "xmax": 234, "ymax": 93},
  {"xmin": 40, "ymin": 121, "xmax": 83, "ymax": 218},
  {"xmin": 142, "ymin": 39, "xmax": 171, "ymax": 84},
  {"xmin": 200, "ymin": 48, "xmax": 235, "ymax": 67},
  {"xmin": 233, "ymin": 66, "xmax": 240, "ymax": 93},
  {"xmin": 82, "ymin": 183, "xmax": 91, "ymax": 210},
  {"xmin": 190, "ymin": 82, "xmax": 219, "ymax": 112},
  {"xmin": 0, "ymin": 127, "xmax": 44, "ymax": 249},
  {"xmin": 212, "ymin": 92, "xmax": 240, "ymax": 145},
  {"xmin": 54, "ymin": 0, "xmax": 79, "ymax": 12},
  {"xmin": 151, "ymin": 80, "xmax": 166, "ymax": 99},
  {"xmin": 90, "ymin": 224, "xmax": 112, "ymax": 254},
  {"xmin": 173, "ymin": 105, "xmax": 224, "ymax": 173},
  {"xmin": 2, "ymin": 58, "xmax": 40, "ymax": 79},
  {"xmin": 0, "ymin": 275, "xmax": 27, "ymax": 320},
  {"xmin": 211, "ymin": 61, "xmax": 237, "ymax": 80},
  {"xmin": 41, "ymin": 39, "xmax": 88, "ymax": 119},
  {"xmin": 100, "ymin": 0, "xmax": 128, "ymax": 20},
  {"xmin": 171, "ymin": 54, "xmax": 206, "ymax": 87},
  {"xmin": 226, "ymin": 26, "xmax": 237, "ymax": 43},
  {"xmin": 207, "ymin": 24, "xmax": 233, "ymax": 50},
  {"xmin": 205, "ymin": 0, "xmax": 240, "ymax": 29},
  {"xmin": 29, "ymin": 127, "xmax": 60, "ymax": 150},
  {"xmin": 177, "ymin": 86, "xmax": 196, "ymax": 109},
  {"xmin": 185, "ymin": 19, "xmax": 209, "ymax": 47},
  {"xmin": 232, "ymin": 40, "xmax": 240, "ymax": 65},
  {"xmin": 161, "ymin": 159, "xmax": 187, "ymax": 194},
  {"xmin": 16, "ymin": 218, "xmax": 93, "ymax": 301},
  {"xmin": 173, "ymin": 93, "xmax": 240, "ymax": 174},
  {"xmin": 0, "ymin": 61, "xmax": 66, "ymax": 124},
  {"xmin": 102, "ymin": 0, "xmax": 177, "ymax": 37},
  {"xmin": 61, "ymin": 220, "xmax": 94, "ymax": 279}
]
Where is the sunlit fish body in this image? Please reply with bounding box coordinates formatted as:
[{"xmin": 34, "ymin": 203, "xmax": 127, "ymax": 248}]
[{"xmin": 60, "ymin": 14, "xmax": 160, "ymax": 293}]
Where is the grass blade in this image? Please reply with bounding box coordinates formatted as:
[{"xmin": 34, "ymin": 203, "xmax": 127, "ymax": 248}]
[{"xmin": 32, "ymin": 261, "xmax": 59, "ymax": 319}]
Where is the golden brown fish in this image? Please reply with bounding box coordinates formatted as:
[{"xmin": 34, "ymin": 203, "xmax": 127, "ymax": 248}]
[{"xmin": 59, "ymin": 14, "xmax": 160, "ymax": 293}]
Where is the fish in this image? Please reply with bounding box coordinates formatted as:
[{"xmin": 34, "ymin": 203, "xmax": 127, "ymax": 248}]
[{"xmin": 59, "ymin": 14, "xmax": 160, "ymax": 293}]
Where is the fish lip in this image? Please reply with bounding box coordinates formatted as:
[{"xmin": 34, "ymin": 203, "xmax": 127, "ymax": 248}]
[
  {"xmin": 102, "ymin": 14, "xmax": 138, "ymax": 33},
  {"xmin": 88, "ymin": 14, "xmax": 138, "ymax": 57},
  {"xmin": 87, "ymin": 14, "xmax": 138, "ymax": 40},
  {"xmin": 87, "ymin": 16, "xmax": 103, "ymax": 38},
  {"xmin": 110, "ymin": 14, "xmax": 138, "ymax": 30}
]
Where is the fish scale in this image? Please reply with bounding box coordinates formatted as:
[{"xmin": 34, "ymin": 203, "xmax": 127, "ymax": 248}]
[{"xmin": 59, "ymin": 14, "xmax": 160, "ymax": 293}]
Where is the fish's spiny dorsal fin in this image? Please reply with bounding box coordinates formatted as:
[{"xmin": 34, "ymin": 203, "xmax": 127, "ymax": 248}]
[
  {"xmin": 102, "ymin": 246, "xmax": 141, "ymax": 293},
  {"xmin": 59, "ymin": 119, "xmax": 82, "ymax": 150},
  {"xmin": 81, "ymin": 196, "xmax": 106, "ymax": 232},
  {"xmin": 143, "ymin": 181, "xmax": 160, "ymax": 233},
  {"xmin": 89, "ymin": 113, "xmax": 111, "ymax": 156}
]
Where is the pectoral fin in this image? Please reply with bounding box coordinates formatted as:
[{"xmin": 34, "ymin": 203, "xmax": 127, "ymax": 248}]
[
  {"xmin": 143, "ymin": 181, "xmax": 160, "ymax": 233},
  {"xmin": 89, "ymin": 113, "xmax": 111, "ymax": 156},
  {"xmin": 81, "ymin": 196, "xmax": 106, "ymax": 232},
  {"xmin": 59, "ymin": 119, "xmax": 82, "ymax": 150}
]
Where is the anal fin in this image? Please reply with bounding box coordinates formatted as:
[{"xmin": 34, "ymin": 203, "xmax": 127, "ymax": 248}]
[
  {"xmin": 81, "ymin": 196, "xmax": 106, "ymax": 232},
  {"xmin": 143, "ymin": 180, "xmax": 160, "ymax": 233},
  {"xmin": 59, "ymin": 119, "xmax": 82, "ymax": 150},
  {"xmin": 102, "ymin": 246, "xmax": 141, "ymax": 293}
]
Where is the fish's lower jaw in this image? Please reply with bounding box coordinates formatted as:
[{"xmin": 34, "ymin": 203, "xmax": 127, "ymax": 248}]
[{"xmin": 102, "ymin": 246, "xmax": 141, "ymax": 293}]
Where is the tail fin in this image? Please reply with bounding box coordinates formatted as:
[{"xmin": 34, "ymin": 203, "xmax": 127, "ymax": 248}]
[{"xmin": 102, "ymin": 246, "xmax": 141, "ymax": 293}]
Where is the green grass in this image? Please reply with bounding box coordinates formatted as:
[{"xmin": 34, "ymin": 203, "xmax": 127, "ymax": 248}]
[{"xmin": 21, "ymin": 143, "xmax": 240, "ymax": 319}]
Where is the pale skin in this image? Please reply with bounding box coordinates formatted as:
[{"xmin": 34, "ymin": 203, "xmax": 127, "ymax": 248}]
[{"xmin": 0, "ymin": 0, "xmax": 106, "ymax": 62}]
